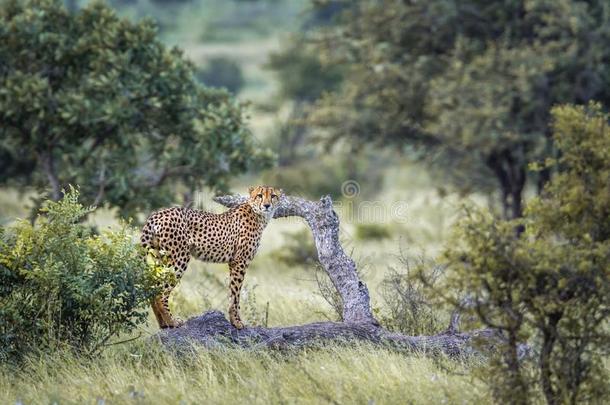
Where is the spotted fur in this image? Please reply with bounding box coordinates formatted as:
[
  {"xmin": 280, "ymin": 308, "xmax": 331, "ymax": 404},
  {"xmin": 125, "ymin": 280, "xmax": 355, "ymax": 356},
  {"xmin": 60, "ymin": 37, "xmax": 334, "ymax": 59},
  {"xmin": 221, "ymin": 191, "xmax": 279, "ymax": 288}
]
[{"xmin": 141, "ymin": 185, "xmax": 283, "ymax": 329}]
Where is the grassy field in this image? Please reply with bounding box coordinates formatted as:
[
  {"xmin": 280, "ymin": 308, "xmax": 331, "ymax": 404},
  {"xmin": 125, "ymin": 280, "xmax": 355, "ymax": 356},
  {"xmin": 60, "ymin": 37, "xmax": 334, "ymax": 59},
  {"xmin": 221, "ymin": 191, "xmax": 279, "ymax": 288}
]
[
  {"xmin": 0, "ymin": 342, "xmax": 490, "ymax": 404},
  {"xmin": 0, "ymin": 161, "xmax": 493, "ymax": 404}
]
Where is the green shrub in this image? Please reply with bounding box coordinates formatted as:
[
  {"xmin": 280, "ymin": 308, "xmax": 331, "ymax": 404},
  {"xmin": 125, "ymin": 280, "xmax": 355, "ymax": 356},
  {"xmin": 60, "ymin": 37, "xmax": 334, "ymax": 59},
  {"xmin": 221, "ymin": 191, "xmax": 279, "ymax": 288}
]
[
  {"xmin": 441, "ymin": 103, "xmax": 610, "ymax": 404},
  {"xmin": 0, "ymin": 188, "xmax": 167, "ymax": 361},
  {"xmin": 379, "ymin": 258, "xmax": 446, "ymax": 336},
  {"xmin": 354, "ymin": 223, "xmax": 392, "ymax": 241}
]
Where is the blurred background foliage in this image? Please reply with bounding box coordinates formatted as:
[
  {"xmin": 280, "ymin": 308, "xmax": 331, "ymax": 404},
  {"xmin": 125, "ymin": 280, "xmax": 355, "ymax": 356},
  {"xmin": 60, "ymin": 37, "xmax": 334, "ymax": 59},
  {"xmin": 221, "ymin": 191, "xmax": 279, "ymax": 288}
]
[
  {"xmin": 1, "ymin": 0, "xmax": 607, "ymax": 220},
  {"xmin": 302, "ymin": 0, "xmax": 610, "ymax": 219},
  {"xmin": 196, "ymin": 56, "xmax": 245, "ymax": 94}
]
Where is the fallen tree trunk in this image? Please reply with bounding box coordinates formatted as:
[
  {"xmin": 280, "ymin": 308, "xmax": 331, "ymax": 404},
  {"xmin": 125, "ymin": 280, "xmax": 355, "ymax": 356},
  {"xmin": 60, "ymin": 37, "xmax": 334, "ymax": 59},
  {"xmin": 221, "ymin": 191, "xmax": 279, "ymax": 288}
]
[
  {"xmin": 157, "ymin": 194, "xmax": 508, "ymax": 357},
  {"xmin": 157, "ymin": 310, "xmax": 502, "ymax": 356}
]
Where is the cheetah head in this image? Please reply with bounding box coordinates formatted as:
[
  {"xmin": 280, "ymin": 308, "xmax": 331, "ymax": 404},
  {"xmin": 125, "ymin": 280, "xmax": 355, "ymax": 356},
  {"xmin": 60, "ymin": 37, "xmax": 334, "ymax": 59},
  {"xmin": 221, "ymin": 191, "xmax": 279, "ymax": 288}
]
[{"xmin": 247, "ymin": 185, "xmax": 283, "ymax": 219}]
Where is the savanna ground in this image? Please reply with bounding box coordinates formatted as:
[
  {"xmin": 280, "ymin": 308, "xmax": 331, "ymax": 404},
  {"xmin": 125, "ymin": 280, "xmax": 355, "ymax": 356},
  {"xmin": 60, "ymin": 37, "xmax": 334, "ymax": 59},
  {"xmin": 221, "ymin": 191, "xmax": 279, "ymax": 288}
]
[{"xmin": 0, "ymin": 161, "xmax": 489, "ymax": 404}]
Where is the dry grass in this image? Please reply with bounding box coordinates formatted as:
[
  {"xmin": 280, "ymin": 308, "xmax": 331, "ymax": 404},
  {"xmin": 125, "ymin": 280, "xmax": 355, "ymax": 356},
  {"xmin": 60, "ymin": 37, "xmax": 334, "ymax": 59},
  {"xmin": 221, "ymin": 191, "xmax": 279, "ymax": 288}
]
[
  {"xmin": 0, "ymin": 163, "xmax": 490, "ymax": 404},
  {"xmin": 0, "ymin": 343, "xmax": 490, "ymax": 404}
]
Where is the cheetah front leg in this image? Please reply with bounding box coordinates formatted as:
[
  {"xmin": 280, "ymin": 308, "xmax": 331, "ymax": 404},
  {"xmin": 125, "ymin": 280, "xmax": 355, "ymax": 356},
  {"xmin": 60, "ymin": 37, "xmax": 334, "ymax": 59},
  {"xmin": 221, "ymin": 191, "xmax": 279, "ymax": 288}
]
[{"xmin": 228, "ymin": 260, "xmax": 249, "ymax": 329}]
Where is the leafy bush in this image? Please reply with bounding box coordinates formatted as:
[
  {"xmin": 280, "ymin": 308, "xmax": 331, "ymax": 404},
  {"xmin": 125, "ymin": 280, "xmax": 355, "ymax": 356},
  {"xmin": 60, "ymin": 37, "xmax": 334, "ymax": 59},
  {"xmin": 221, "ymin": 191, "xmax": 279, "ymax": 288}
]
[
  {"xmin": 440, "ymin": 103, "xmax": 610, "ymax": 404},
  {"xmin": 197, "ymin": 57, "xmax": 245, "ymax": 94},
  {"xmin": 0, "ymin": 189, "xmax": 167, "ymax": 361},
  {"xmin": 379, "ymin": 257, "xmax": 445, "ymax": 336}
]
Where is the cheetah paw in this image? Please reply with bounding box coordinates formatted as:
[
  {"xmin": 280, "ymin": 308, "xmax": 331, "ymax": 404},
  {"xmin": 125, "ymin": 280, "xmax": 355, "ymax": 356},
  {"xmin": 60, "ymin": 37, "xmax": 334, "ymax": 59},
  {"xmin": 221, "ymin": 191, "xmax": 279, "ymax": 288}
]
[
  {"xmin": 231, "ymin": 319, "xmax": 244, "ymax": 330},
  {"xmin": 162, "ymin": 317, "xmax": 184, "ymax": 329}
]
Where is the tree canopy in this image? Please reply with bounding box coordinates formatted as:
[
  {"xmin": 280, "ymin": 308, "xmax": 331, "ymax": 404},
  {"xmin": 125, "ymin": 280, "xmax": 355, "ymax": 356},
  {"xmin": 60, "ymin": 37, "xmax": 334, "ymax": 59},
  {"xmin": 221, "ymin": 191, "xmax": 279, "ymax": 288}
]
[
  {"xmin": 0, "ymin": 0, "xmax": 271, "ymax": 217},
  {"xmin": 305, "ymin": 0, "xmax": 610, "ymax": 218}
]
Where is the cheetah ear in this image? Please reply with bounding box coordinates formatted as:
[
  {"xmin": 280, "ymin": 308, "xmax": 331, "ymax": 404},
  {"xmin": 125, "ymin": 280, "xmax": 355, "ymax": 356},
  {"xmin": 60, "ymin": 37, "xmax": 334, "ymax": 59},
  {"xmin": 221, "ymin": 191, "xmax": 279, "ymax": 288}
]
[
  {"xmin": 278, "ymin": 188, "xmax": 284, "ymax": 197},
  {"xmin": 248, "ymin": 186, "xmax": 255, "ymax": 194}
]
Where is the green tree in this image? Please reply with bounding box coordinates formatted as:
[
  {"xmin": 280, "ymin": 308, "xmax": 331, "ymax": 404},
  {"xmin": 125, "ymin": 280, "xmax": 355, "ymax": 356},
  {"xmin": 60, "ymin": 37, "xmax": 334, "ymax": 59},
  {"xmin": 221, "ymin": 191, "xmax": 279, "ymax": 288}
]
[
  {"xmin": 440, "ymin": 103, "xmax": 609, "ymax": 404},
  {"xmin": 307, "ymin": 0, "xmax": 610, "ymax": 218},
  {"xmin": 0, "ymin": 0, "xmax": 270, "ymax": 217}
]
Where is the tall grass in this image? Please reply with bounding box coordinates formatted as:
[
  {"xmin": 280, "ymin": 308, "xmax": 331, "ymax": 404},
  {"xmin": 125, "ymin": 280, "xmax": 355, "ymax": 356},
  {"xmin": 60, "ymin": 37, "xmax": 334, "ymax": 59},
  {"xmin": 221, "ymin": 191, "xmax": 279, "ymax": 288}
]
[
  {"xmin": 0, "ymin": 342, "xmax": 490, "ymax": 404},
  {"xmin": 0, "ymin": 156, "xmax": 476, "ymax": 401},
  {"xmin": 0, "ymin": 166, "xmax": 488, "ymax": 403}
]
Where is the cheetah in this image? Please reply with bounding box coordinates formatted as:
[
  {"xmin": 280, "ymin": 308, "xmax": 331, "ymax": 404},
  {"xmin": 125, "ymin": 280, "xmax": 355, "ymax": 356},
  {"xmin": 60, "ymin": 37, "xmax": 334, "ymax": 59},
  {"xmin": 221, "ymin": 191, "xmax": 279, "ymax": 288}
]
[{"xmin": 141, "ymin": 185, "xmax": 283, "ymax": 329}]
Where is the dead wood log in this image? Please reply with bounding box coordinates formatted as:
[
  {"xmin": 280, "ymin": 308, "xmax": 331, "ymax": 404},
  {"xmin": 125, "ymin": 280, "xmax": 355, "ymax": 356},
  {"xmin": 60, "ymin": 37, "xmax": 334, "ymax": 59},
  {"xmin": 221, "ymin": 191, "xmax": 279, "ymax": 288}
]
[
  {"xmin": 156, "ymin": 194, "xmax": 509, "ymax": 357},
  {"xmin": 157, "ymin": 310, "xmax": 503, "ymax": 356}
]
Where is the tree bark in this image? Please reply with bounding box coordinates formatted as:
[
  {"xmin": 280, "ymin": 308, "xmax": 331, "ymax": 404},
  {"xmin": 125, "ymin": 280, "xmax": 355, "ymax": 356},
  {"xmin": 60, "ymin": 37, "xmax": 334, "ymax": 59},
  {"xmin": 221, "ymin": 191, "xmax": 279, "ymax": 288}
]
[
  {"xmin": 92, "ymin": 163, "xmax": 106, "ymax": 207},
  {"xmin": 156, "ymin": 193, "xmax": 521, "ymax": 357},
  {"xmin": 486, "ymin": 149, "xmax": 526, "ymax": 220},
  {"xmin": 157, "ymin": 310, "xmax": 504, "ymax": 357},
  {"xmin": 540, "ymin": 312, "xmax": 562, "ymax": 405},
  {"xmin": 278, "ymin": 103, "xmax": 307, "ymax": 167},
  {"xmin": 39, "ymin": 150, "xmax": 61, "ymax": 201}
]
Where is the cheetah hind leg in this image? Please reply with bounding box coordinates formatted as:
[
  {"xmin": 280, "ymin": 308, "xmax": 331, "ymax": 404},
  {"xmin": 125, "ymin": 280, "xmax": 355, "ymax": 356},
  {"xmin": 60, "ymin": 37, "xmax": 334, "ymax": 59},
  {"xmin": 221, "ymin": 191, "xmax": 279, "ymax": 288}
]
[
  {"xmin": 155, "ymin": 252, "xmax": 189, "ymax": 329},
  {"xmin": 152, "ymin": 294, "xmax": 184, "ymax": 329},
  {"xmin": 152, "ymin": 273, "xmax": 185, "ymax": 329},
  {"xmin": 151, "ymin": 296, "xmax": 166, "ymax": 327},
  {"xmin": 143, "ymin": 230, "xmax": 187, "ymax": 329}
]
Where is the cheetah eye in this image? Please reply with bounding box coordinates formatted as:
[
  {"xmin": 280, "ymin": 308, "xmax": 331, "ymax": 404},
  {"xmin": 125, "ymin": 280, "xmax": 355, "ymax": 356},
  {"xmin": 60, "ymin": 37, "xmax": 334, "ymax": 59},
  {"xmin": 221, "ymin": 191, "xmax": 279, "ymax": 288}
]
[
  {"xmin": 257, "ymin": 194, "xmax": 263, "ymax": 199},
  {"xmin": 271, "ymin": 194, "xmax": 277, "ymax": 199}
]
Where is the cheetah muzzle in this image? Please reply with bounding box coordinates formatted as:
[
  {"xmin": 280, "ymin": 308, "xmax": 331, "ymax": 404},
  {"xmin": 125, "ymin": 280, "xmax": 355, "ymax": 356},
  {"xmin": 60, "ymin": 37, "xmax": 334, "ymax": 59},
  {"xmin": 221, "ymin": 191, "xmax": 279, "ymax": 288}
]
[{"xmin": 141, "ymin": 185, "xmax": 283, "ymax": 329}]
